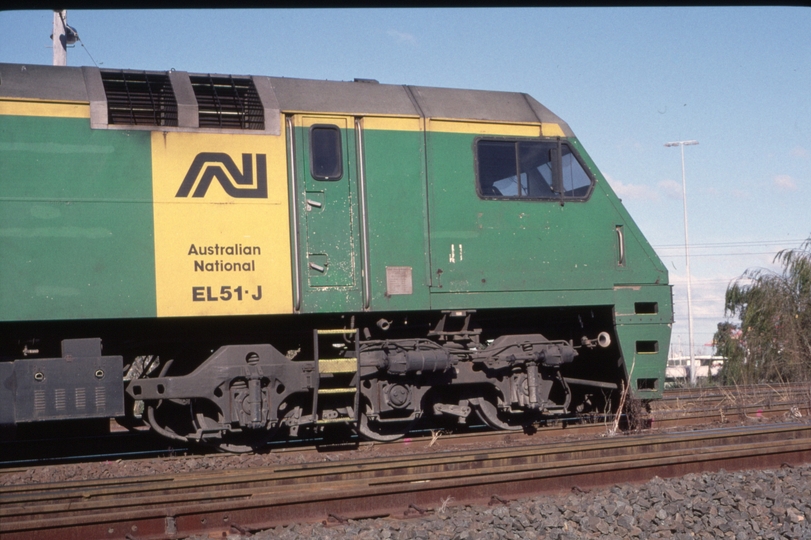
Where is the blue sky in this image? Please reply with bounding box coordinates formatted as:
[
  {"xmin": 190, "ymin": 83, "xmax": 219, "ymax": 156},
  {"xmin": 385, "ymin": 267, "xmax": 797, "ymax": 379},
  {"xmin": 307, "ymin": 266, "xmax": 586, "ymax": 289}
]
[{"xmin": 2, "ymin": 7, "xmax": 809, "ymax": 356}]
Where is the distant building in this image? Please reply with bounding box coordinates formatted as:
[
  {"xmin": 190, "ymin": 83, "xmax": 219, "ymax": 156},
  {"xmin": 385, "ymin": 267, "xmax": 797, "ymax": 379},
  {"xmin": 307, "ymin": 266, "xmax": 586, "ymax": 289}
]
[{"xmin": 666, "ymin": 355, "xmax": 724, "ymax": 384}]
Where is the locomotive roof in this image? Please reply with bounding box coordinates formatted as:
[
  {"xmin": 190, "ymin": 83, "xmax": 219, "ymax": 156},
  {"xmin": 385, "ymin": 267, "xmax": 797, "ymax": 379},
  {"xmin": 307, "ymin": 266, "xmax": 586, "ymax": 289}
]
[{"xmin": 0, "ymin": 63, "xmax": 573, "ymax": 136}]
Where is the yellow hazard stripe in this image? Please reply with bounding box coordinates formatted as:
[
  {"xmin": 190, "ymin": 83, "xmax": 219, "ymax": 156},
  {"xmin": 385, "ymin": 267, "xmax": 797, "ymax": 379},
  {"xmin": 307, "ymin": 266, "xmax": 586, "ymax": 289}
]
[
  {"xmin": 362, "ymin": 116, "xmax": 421, "ymax": 131},
  {"xmin": 289, "ymin": 113, "xmax": 562, "ymax": 137},
  {"xmin": 428, "ymin": 119, "xmax": 540, "ymax": 137},
  {"xmin": 0, "ymin": 99, "xmax": 90, "ymax": 118},
  {"xmin": 541, "ymin": 123, "xmax": 565, "ymax": 137}
]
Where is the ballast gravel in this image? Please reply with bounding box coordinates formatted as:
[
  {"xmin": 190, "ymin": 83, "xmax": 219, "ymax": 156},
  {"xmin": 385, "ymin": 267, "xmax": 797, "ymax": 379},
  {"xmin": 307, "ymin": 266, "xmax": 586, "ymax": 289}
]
[
  {"xmin": 203, "ymin": 464, "xmax": 811, "ymax": 540},
  {"xmin": 3, "ymin": 419, "xmax": 811, "ymax": 539}
]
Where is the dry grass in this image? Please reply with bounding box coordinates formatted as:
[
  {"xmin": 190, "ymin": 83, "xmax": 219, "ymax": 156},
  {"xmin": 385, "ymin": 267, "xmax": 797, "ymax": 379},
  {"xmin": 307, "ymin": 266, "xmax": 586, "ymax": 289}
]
[
  {"xmin": 438, "ymin": 496, "xmax": 454, "ymax": 513},
  {"xmin": 429, "ymin": 429, "xmax": 446, "ymax": 447},
  {"xmin": 606, "ymin": 358, "xmax": 636, "ymax": 437}
]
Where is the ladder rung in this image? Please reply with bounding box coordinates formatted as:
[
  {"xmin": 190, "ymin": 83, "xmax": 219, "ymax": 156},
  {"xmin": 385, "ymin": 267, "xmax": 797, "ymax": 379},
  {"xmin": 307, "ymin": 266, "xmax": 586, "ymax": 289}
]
[
  {"xmin": 319, "ymin": 358, "xmax": 357, "ymax": 374},
  {"xmin": 318, "ymin": 388, "xmax": 356, "ymax": 395},
  {"xmin": 317, "ymin": 328, "xmax": 357, "ymax": 335}
]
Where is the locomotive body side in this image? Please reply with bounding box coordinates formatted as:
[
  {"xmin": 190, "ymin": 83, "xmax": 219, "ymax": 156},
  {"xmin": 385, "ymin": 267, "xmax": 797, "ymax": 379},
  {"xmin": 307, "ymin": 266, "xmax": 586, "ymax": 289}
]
[
  {"xmin": 0, "ymin": 63, "xmax": 671, "ymax": 446},
  {"xmin": 0, "ymin": 98, "xmax": 157, "ymax": 321}
]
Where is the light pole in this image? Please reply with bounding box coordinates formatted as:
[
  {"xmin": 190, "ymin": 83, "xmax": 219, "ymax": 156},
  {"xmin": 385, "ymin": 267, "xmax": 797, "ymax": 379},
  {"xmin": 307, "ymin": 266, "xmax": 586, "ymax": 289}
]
[
  {"xmin": 51, "ymin": 10, "xmax": 79, "ymax": 66},
  {"xmin": 665, "ymin": 140, "xmax": 699, "ymax": 385}
]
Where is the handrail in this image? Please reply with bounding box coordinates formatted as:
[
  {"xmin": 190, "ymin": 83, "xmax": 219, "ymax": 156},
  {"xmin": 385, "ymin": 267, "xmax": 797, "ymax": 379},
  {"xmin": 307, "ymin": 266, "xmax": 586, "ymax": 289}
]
[
  {"xmin": 355, "ymin": 118, "xmax": 372, "ymax": 310},
  {"xmin": 287, "ymin": 116, "xmax": 302, "ymax": 311},
  {"xmin": 616, "ymin": 225, "xmax": 626, "ymax": 266}
]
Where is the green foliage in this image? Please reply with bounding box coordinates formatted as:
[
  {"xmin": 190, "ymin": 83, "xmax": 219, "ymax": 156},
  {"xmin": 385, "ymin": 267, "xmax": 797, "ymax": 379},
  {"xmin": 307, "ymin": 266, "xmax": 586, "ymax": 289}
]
[
  {"xmin": 717, "ymin": 237, "xmax": 811, "ymax": 383},
  {"xmin": 713, "ymin": 321, "xmax": 747, "ymax": 384}
]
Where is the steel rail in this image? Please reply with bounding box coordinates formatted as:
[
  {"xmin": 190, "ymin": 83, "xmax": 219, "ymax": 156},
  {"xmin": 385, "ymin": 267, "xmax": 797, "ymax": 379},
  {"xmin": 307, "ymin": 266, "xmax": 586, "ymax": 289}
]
[
  {"xmin": 2, "ymin": 423, "xmax": 811, "ymax": 540},
  {"xmin": 659, "ymin": 381, "xmax": 810, "ymax": 400}
]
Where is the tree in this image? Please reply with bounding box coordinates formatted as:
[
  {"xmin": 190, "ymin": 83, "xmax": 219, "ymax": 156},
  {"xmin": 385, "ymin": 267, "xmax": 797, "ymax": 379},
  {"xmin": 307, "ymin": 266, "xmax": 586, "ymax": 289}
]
[
  {"xmin": 717, "ymin": 237, "xmax": 811, "ymax": 384},
  {"xmin": 713, "ymin": 321, "xmax": 747, "ymax": 385}
]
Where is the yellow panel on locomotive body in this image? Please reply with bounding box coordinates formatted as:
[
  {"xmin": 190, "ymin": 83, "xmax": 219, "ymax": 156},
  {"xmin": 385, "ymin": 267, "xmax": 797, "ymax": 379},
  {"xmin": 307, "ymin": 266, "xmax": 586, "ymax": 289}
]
[{"xmin": 151, "ymin": 129, "xmax": 293, "ymax": 317}]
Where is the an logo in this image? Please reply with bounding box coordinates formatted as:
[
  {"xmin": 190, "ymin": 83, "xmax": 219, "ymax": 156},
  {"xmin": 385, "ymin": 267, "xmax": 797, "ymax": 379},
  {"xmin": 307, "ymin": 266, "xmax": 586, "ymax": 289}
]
[{"xmin": 176, "ymin": 153, "xmax": 267, "ymax": 198}]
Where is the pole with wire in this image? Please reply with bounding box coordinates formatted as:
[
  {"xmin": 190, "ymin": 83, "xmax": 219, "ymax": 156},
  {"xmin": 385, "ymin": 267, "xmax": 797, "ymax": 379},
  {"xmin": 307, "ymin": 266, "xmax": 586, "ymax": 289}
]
[
  {"xmin": 52, "ymin": 10, "xmax": 79, "ymax": 66},
  {"xmin": 665, "ymin": 140, "xmax": 699, "ymax": 385},
  {"xmin": 52, "ymin": 10, "xmax": 66, "ymax": 66}
]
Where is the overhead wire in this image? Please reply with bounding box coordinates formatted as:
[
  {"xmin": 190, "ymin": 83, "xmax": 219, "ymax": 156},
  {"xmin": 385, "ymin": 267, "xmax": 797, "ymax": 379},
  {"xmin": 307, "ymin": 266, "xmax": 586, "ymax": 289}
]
[
  {"xmin": 653, "ymin": 238, "xmax": 807, "ymax": 249},
  {"xmin": 654, "ymin": 238, "xmax": 808, "ymax": 261},
  {"xmin": 79, "ymin": 40, "xmax": 100, "ymax": 68},
  {"xmin": 57, "ymin": 11, "xmax": 100, "ymax": 68}
]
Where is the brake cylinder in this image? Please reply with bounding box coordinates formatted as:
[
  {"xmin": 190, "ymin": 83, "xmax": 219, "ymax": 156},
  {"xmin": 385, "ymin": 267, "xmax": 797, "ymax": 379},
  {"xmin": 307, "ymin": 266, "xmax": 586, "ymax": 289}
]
[{"xmin": 384, "ymin": 348, "xmax": 455, "ymax": 374}]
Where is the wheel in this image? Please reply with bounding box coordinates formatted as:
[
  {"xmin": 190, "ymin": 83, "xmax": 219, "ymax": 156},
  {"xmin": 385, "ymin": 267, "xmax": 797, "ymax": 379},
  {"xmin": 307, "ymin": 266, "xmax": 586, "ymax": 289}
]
[
  {"xmin": 357, "ymin": 403, "xmax": 416, "ymax": 442},
  {"xmin": 145, "ymin": 402, "xmax": 191, "ymax": 442},
  {"xmin": 469, "ymin": 397, "xmax": 523, "ymax": 431}
]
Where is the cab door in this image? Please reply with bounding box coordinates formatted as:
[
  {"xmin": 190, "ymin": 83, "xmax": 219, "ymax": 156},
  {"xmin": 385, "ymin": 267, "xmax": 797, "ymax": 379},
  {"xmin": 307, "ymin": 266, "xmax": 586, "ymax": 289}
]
[{"xmin": 289, "ymin": 115, "xmax": 362, "ymax": 312}]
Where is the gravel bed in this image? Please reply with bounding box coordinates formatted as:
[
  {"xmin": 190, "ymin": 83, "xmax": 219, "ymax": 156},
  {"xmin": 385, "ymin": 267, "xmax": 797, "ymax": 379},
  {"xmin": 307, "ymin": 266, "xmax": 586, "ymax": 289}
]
[{"xmin": 196, "ymin": 464, "xmax": 811, "ymax": 540}]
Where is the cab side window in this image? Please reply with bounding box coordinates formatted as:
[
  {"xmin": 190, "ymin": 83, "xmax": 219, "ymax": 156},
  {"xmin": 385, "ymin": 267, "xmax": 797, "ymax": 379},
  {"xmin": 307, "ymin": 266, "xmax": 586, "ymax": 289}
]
[
  {"xmin": 476, "ymin": 138, "xmax": 593, "ymax": 201},
  {"xmin": 561, "ymin": 145, "xmax": 591, "ymax": 197},
  {"xmin": 310, "ymin": 125, "xmax": 343, "ymax": 180}
]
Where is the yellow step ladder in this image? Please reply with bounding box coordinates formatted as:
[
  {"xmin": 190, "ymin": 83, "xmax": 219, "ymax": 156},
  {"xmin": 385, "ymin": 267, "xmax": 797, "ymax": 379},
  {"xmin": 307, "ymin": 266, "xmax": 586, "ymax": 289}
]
[{"xmin": 312, "ymin": 328, "xmax": 359, "ymax": 424}]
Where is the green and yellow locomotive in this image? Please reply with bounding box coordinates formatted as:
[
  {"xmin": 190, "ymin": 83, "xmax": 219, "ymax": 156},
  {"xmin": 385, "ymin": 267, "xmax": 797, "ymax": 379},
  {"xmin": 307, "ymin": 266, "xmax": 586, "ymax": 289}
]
[{"xmin": 0, "ymin": 63, "xmax": 672, "ymax": 449}]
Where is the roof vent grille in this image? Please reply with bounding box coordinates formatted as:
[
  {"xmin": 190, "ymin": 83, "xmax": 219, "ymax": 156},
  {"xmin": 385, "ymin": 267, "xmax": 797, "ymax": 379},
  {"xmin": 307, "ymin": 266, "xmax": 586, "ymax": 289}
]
[
  {"xmin": 100, "ymin": 70, "xmax": 178, "ymax": 126},
  {"xmin": 190, "ymin": 74, "xmax": 264, "ymax": 130}
]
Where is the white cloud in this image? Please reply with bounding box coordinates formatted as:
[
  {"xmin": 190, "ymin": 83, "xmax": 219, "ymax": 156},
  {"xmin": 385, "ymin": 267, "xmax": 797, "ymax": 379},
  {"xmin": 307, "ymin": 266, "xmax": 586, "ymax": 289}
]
[
  {"xmin": 773, "ymin": 174, "xmax": 798, "ymax": 191},
  {"xmin": 658, "ymin": 179, "xmax": 683, "ymax": 200},
  {"xmin": 605, "ymin": 175, "xmax": 694, "ymax": 202},
  {"xmin": 387, "ymin": 29, "xmax": 416, "ymax": 45},
  {"xmin": 611, "ymin": 179, "xmax": 660, "ymax": 201},
  {"xmin": 790, "ymin": 146, "xmax": 809, "ymax": 159}
]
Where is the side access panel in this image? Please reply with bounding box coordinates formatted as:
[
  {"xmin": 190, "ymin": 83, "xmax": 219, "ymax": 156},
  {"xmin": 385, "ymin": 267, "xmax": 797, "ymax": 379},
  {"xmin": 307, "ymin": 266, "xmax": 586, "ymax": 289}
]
[
  {"xmin": 360, "ymin": 116, "xmax": 431, "ymax": 312},
  {"xmin": 289, "ymin": 115, "xmax": 362, "ymax": 313},
  {"xmin": 0, "ymin": 105, "xmax": 157, "ymax": 321},
  {"xmin": 0, "ymin": 338, "xmax": 124, "ymax": 424},
  {"xmin": 614, "ymin": 284, "xmax": 674, "ymax": 399}
]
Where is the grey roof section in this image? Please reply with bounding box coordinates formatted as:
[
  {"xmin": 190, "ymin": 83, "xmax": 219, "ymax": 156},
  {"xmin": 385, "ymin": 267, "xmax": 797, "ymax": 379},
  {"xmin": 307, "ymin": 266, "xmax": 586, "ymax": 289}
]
[
  {"xmin": 0, "ymin": 63, "xmax": 574, "ymax": 137},
  {"xmin": 168, "ymin": 70, "xmax": 199, "ymax": 129},
  {"xmin": 523, "ymin": 95, "xmax": 574, "ymax": 137},
  {"xmin": 252, "ymin": 76, "xmax": 281, "ymax": 136},
  {"xmin": 268, "ymin": 77, "xmax": 419, "ymax": 117},
  {"xmin": 82, "ymin": 66, "xmax": 107, "ymax": 128},
  {"xmin": 0, "ymin": 63, "xmax": 89, "ymax": 102},
  {"xmin": 408, "ymin": 85, "xmax": 573, "ymax": 137},
  {"xmin": 411, "ymin": 86, "xmax": 526, "ymax": 122}
]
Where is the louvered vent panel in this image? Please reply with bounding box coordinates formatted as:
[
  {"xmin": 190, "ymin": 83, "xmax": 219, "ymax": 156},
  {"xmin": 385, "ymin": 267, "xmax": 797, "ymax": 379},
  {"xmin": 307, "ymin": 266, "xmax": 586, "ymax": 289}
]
[
  {"xmin": 101, "ymin": 70, "xmax": 178, "ymax": 126},
  {"xmin": 190, "ymin": 74, "xmax": 264, "ymax": 130}
]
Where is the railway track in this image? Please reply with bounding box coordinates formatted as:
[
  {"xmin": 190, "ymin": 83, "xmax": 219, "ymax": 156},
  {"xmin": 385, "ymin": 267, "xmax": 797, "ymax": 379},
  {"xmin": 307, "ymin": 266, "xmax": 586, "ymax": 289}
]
[
  {"xmin": 660, "ymin": 381, "xmax": 810, "ymax": 399},
  {"xmin": 656, "ymin": 382, "xmax": 810, "ymax": 411},
  {"xmin": 2, "ymin": 422, "xmax": 811, "ymax": 540}
]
